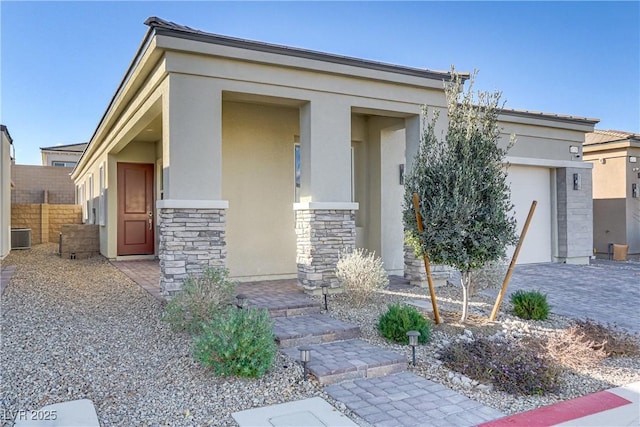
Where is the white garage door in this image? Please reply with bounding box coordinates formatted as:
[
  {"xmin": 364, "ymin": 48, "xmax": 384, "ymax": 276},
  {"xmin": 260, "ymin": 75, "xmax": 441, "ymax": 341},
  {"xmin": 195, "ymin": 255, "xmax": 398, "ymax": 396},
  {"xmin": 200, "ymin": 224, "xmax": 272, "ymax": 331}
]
[{"xmin": 506, "ymin": 165, "xmax": 552, "ymax": 264}]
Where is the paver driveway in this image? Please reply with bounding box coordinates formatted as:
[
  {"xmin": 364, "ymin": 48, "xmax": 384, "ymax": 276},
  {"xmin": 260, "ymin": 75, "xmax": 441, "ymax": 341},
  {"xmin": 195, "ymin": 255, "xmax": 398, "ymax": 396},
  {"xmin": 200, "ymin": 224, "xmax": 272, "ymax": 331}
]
[{"xmin": 485, "ymin": 259, "xmax": 640, "ymax": 334}]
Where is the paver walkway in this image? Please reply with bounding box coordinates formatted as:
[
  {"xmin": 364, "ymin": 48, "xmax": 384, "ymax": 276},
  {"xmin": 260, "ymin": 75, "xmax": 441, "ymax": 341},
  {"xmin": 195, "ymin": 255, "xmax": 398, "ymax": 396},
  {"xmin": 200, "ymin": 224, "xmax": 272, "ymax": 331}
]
[
  {"xmin": 482, "ymin": 259, "xmax": 640, "ymax": 334},
  {"xmin": 326, "ymin": 372, "xmax": 505, "ymax": 427}
]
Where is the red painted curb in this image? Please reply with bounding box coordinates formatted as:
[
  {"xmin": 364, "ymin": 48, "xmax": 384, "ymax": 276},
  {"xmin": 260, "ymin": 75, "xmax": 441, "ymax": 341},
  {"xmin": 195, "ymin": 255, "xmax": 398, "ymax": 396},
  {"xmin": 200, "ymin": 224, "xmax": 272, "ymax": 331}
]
[{"xmin": 478, "ymin": 390, "xmax": 632, "ymax": 427}]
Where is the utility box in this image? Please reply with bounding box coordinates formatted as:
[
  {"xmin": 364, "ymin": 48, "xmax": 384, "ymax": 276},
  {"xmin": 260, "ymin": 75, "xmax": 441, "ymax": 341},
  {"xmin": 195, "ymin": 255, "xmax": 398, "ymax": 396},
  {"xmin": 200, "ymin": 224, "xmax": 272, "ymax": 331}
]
[{"xmin": 612, "ymin": 244, "xmax": 629, "ymax": 262}]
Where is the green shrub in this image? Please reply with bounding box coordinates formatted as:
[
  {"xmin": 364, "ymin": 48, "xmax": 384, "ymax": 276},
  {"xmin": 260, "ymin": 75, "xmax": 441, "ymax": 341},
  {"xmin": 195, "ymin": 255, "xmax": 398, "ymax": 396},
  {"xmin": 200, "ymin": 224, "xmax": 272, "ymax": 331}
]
[
  {"xmin": 336, "ymin": 249, "xmax": 389, "ymax": 307},
  {"xmin": 193, "ymin": 307, "xmax": 277, "ymax": 378},
  {"xmin": 377, "ymin": 304, "xmax": 431, "ymax": 344},
  {"xmin": 439, "ymin": 338, "xmax": 560, "ymax": 395},
  {"xmin": 510, "ymin": 290, "xmax": 550, "ymax": 320},
  {"xmin": 162, "ymin": 267, "xmax": 236, "ymax": 335}
]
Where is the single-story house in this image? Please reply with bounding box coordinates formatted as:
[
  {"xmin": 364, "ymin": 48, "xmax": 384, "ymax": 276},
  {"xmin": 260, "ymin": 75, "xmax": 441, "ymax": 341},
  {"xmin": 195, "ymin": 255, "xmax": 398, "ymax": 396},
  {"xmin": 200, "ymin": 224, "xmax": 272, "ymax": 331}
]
[
  {"xmin": 41, "ymin": 142, "xmax": 88, "ymax": 168},
  {"xmin": 583, "ymin": 130, "xmax": 640, "ymax": 258},
  {"xmin": 71, "ymin": 17, "xmax": 597, "ymax": 295},
  {"xmin": 1, "ymin": 125, "xmax": 14, "ymax": 260}
]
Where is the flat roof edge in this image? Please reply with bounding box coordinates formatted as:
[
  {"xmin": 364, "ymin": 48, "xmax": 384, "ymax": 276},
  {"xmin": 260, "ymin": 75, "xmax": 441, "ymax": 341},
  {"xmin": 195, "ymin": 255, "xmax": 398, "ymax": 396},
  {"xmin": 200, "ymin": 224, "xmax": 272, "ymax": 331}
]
[
  {"xmin": 146, "ymin": 17, "xmax": 465, "ymax": 82},
  {"xmin": 498, "ymin": 108, "xmax": 599, "ymax": 126}
]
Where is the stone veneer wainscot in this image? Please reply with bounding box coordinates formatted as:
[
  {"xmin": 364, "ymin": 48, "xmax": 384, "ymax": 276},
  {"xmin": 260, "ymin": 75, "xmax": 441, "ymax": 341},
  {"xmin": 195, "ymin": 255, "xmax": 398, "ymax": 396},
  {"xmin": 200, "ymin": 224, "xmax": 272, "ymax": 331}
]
[
  {"xmin": 158, "ymin": 208, "xmax": 227, "ymax": 296},
  {"xmin": 295, "ymin": 209, "xmax": 356, "ymax": 291}
]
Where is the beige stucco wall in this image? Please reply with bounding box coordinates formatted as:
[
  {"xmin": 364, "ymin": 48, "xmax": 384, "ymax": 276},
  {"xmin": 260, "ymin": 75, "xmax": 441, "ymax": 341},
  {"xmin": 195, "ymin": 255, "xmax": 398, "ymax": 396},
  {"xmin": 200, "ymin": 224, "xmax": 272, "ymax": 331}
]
[
  {"xmin": 1, "ymin": 130, "xmax": 11, "ymax": 259},
  {"xmin": 585, "ymin": 145, "xmax": 640, "ymax": 255},
  {"xmin": 222, "ymin": 101, "xmax": 299, "ymax": 280},
  {"xmin": 42, "ymin": 151, "xmax": 82, "ymax": 167}
]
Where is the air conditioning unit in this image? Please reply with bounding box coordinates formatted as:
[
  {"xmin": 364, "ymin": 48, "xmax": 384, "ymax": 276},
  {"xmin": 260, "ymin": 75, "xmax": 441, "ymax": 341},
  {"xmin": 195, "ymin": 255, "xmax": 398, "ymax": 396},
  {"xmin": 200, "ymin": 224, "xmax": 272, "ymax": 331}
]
[{"xmin": 11, "ymin": 228, "xmax": 32, "ymax": 250}]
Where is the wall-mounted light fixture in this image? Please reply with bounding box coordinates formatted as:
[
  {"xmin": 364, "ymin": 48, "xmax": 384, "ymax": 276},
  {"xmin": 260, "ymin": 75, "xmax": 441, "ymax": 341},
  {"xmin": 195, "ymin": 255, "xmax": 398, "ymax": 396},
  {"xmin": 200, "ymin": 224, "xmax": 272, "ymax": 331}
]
[
  {"xmin": 569, "ymin": 146, "xmax": 579, "ymax": 154},
  {"xmin": 599, "ymin": 158, "xmax": 606, "ymax": 165},
  {"xmin": 630, "ymin": 156, "xmax": 638, "ymax": 163},
  {"xmin": 573, "ymin": 173, "xmax": 581, "ymax": 190},
  {"xmin": 399, "ymin": 164, "xmax": 405, "ymax": 185}
]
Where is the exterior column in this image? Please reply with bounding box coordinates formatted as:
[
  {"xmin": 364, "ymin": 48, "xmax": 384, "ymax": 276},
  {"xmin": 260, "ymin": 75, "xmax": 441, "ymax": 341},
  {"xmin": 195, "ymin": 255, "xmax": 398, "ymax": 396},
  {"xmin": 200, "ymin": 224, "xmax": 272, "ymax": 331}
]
[
  {"xmin": 296, "ymin": 97, "xmax": 357, "ymax": 291},
  {"xmin": 157, "ymin": 201, "xmax": 228, "ymax": 296},
  {"xmin": 403, "ymin": 242, "xmax": 452, "ymax": 287},
  {"xmin": 555, "ymin": 167, "xmax": 593, "ymax": 264},
  {"xmin": 159, "ymin": 74, "xmax": 228, "ymax": 296}
]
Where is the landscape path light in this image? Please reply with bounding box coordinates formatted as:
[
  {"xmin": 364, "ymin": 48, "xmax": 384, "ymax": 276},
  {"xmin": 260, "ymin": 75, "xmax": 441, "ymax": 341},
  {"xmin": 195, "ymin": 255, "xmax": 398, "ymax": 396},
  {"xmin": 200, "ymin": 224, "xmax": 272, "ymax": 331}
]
[
  {"xmin": 406, "ymin": 331, "xmax": 420, "ymax": 366},
  {"xmin": 235, "ymin": 294, "xmax": 247, "ymax": 310},
  {"xmin": 299, "ymin": 346, "xmax": 312, "ymax": 380},
  {"xmin": 320, "ymin": 283, "xmax": 330, "ymax": 311}
]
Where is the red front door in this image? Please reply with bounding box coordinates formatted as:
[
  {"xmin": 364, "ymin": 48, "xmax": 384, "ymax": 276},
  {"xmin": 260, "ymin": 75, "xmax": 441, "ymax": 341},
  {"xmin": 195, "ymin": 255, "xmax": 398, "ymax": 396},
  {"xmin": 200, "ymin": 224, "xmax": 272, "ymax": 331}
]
[{"xmin": 117, "ymin": 163, "xmax": 154, "ymax": 255}]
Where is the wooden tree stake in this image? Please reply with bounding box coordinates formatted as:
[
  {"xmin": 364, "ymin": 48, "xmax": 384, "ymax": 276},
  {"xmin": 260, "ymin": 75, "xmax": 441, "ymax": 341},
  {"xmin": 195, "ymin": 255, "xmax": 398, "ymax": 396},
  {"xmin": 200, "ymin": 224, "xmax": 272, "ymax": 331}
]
[
  {"xmin": 489, "ymin": 200, "xmax": 537, "ymax": 321},
  {"xmin": 412, "ymin": 193, "xmax": 441, "ymax": 324}
]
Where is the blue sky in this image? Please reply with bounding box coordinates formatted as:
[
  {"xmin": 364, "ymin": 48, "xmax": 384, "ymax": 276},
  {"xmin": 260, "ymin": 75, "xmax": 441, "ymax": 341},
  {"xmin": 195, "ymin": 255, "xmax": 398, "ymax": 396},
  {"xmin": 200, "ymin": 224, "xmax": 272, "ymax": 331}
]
[{"xmin": 1, "ymin": 1, "xmax": 638, "ymax": 165}]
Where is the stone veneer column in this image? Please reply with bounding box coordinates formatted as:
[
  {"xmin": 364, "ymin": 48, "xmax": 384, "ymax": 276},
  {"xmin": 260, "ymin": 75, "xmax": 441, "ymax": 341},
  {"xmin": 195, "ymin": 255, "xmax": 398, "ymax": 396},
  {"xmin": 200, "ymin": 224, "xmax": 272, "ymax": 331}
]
[
  {"xmin": 555, "ymin": 167, "xmax": 593, "ymax": 264},
  {"xmin": 158, "ymin": 207, "xmax": 227, "ymax": 296},
  {"xmin": 295, "ymin": 209, "xmax": 356, "ymax": 291},
  {"xmin": 403, "ymin": 242, "xmax": 452, "ymax": 287}
]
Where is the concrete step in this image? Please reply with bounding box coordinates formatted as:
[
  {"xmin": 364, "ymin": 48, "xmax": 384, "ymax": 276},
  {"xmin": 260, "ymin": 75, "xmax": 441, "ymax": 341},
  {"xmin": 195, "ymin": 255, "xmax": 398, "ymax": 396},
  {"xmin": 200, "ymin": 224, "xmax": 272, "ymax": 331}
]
[
  {"xmin": 282, "ymin": 339, "xmax": 407, "ymax": 385},
  {"xmin": 273, "ymin": 313, "xmax": 360, "ymax": 348},
  {"xmin": 237, "ymin": 280, "xmax": 322, "ymax": 318}
]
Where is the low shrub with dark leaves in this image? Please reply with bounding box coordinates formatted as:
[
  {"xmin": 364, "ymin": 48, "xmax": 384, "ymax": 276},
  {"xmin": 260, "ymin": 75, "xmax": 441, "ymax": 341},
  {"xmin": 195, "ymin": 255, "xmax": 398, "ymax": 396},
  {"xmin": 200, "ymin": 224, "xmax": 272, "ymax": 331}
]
[{"xmin": 439, "ymin": 337, "xmax": 560, "ymax": 395}]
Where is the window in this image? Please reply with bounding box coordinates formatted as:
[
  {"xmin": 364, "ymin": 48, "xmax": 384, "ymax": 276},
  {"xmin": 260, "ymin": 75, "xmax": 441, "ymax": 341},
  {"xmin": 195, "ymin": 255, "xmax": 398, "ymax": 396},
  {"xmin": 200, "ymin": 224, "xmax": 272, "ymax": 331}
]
[
  {"xmin": 88, "ymin": 174, "xmax": 94, "ymax": 224},
  {"xmin": 98, "ymin": 164, "xmax": 105, "ymax": 226},
  {"xmin": 294, "ymin": 143, "xmax": 354, "ymax": 202},
  {"xmin": 52, "ymin": 161, "xmax": 77, "ymax": 167}
]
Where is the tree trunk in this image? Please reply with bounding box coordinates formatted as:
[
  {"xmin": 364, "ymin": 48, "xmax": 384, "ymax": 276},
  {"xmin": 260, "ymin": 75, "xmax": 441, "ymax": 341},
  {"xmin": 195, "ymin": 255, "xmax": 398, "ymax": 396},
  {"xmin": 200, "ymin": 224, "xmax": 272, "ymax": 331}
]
[{"xmin": 460, "ymin": 270, "xmax": 471, "ymax": 323}]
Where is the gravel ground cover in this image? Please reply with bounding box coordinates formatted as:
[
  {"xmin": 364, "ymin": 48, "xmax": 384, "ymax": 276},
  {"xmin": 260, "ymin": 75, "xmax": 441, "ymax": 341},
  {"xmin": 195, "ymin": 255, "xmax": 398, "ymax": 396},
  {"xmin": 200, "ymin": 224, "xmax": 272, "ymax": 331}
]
[
  {"xmin": 0, "ymin": 244, "xmax": 357, "ymax": 426},
  {"xmin": 327, "ymin": 282, "xmax": 640, "ymax": 416},
  {"xmin": 2, "ymin": 244, "xmax": 639, "ymax": 426}
]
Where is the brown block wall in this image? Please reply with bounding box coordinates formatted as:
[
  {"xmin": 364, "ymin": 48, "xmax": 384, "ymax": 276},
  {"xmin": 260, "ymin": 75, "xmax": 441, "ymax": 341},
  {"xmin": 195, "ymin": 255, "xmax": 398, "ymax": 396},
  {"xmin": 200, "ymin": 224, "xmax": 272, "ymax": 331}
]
[
  {"xmin": 60, "ymin": 224, "xmax": 100, "ymax": 259},
  {"xmin": 11, "ymin": 164, "xmax": 76, "ymax": 204},
  {"xmin": 11, "ymin": 204, "xmax": 82, "ymax": 244},
  {"xmin": 48, "ymin": 205, "xmax": 82, "ymax": 242}
]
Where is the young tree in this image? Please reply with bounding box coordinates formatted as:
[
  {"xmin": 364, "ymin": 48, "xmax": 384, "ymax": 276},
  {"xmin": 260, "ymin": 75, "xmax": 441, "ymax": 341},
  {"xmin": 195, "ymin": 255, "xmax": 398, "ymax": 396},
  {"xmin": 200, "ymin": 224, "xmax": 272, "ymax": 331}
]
[{"xmin": 403, "ymin": 70, "xmax": 518, "ymax": 322}]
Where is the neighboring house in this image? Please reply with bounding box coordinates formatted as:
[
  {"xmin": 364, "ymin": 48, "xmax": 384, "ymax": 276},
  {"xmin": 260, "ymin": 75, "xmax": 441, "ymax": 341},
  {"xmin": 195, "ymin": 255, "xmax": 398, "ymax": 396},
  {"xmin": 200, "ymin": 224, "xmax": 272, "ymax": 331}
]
[
  {"xmin": 40, "ymin": 142, "xmax": 87, "ymax": 167},
  {"xmin": 583, "ymin": 130, "xmax": 640, "ymax": 258},
  {"xmin": 71, "ymin": 17, "xmax": 598, "ymax": 296},
  {"xmin": 1, "ymin": 125, "xmax": 14, "ymax": 260}
]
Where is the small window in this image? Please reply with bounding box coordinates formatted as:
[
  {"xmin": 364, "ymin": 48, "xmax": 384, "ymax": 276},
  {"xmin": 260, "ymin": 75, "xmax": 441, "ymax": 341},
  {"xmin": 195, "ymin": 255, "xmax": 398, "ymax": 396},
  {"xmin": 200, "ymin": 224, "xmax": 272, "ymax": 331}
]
[
  {"xmin": 99, "ymin": 164, "xmax": 105, "ymax": 226},
  {"xmin": 52, "ymin": 161, "xmax": 77, "ymax": 167},
  {"xmin": 88, "ymin": 174, "xmax": 94, "ymax": 224}
]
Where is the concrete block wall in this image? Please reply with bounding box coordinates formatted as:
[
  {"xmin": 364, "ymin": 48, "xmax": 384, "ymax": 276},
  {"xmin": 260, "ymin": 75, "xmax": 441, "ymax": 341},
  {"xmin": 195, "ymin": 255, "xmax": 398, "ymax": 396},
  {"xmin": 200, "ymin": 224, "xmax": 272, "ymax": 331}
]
[
  {"xmin": 11, "ymin": 204, "xmax": 44, "ymax": 244},
  {"xmin": 48, "ymin": 205, "xmax": 83, "ymax": 242},
  {"xmin": 556, "ymin": 167, "xmax": 593, "ymax": 263},
  {"xmin": 11, "ymin": 204, "xmax": 82, "ymax": 245},
  {"xmin": 60, "ymin": 224, "xmax": 100, "ymax": 259},
  {"xmin": 11, "ymin": 165, "xmax": 76, "ymax": 204}
]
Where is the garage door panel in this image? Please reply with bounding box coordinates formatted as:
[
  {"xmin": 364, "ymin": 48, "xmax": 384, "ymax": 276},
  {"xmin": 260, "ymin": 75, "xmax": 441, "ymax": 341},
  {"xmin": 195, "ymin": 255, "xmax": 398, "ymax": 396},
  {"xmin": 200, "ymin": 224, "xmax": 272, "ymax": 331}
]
[{"xmin": 506, "ymin": 166, "xmax": 552, "ymax": 264}]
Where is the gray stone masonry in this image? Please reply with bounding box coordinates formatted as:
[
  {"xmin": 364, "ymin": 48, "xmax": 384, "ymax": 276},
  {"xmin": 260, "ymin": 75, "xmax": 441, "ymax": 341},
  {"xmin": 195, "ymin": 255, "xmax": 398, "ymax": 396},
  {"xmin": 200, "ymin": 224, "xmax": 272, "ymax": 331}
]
[
  {"xmin": 404, "ymin": 242, "xmax": 452, "ymax": 287},
  {"xmin": 158, "ymin": 208, "xmax": 226, "ymax": 296},
  {"xmin": 325, "ymin": 372, "xmax": 505, "ymax": 427},
  {"xmin": 556, "ymin": 167, "xmax": 593, "ymax": 263},
  {"xmin": 295, "ymin": 209, "xmax": 355, "ymax": 291}
]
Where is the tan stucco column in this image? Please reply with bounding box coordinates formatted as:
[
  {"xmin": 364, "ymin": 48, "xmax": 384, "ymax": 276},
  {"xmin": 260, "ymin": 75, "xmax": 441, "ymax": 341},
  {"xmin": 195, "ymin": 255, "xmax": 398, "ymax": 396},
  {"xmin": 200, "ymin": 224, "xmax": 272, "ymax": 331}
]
[
  {"xmin": 295, "ymin": 97, "xmax": 358, "ymax": 291},
  {"xmin": 158, "ymin": 74, "xmax": 228, "ymax": 295}
]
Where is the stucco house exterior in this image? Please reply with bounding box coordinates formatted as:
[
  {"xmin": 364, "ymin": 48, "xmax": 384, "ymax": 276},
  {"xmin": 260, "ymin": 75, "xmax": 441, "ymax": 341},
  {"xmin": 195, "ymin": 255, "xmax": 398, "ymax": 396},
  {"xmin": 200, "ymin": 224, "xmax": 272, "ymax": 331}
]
[
  {"xmin": 584, "ymin": 130, "xmax": 640, "ymax": 259},
  {"xmin": 71, "ymin": 17, "xmax": 598, "ymax": 295},
  {"xmin": 1, "ymin": 125, "xmax": 14, "ymax": 260},
  {"xmin": 41, "ymin": 142, "xmax": 88, "ymax": 168}
]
